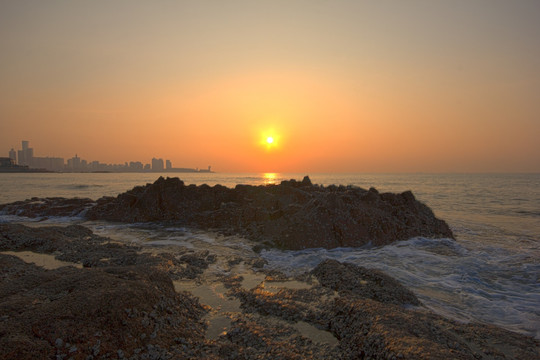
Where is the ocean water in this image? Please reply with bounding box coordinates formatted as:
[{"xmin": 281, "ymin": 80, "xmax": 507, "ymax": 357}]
[{"xmin": 0, "ymin": 172, "xmax": 539, "ymax": 338}]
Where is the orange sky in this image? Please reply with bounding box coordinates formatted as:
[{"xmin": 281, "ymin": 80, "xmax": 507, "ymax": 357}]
[{"xmin": 1, "ymin": 1, "xmax": 539, "ymax": 173}]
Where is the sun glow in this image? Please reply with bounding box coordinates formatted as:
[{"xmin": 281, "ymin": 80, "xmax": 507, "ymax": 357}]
[{"xmin": 259, "ymin": 129, "xmax": 280, "ymax": 150}]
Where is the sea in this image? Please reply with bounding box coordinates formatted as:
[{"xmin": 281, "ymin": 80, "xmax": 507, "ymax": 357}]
[{"xmin": 0, "ymin": 172, "xmax": 539, "ymax": 339}]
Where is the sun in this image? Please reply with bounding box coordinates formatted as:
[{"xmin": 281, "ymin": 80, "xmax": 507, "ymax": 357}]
[{"xmin": 259, "ymin": 128, "xmax": 281, "ymax": 150}]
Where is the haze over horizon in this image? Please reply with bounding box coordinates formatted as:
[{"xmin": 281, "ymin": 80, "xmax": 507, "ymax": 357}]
[{"xmin": 1, "ymin": 1, "xmax": 539, "ymax": 173}]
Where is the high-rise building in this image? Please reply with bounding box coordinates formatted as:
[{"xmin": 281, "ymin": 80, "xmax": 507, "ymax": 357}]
[
  {"xmin": 8, "ymin": 148, "xmax": 16, "ymax": 163},
  {"xmin": 68, "ymin": 154, "xmax": 81, "ymax": 171},
  {"xmin": 166, "ymin": 160, "xmax": 172, "ymax": 170},
  {"xmin": 152, "ymin": 158, "xmax": 164, "ymax": 171},
  {"xmin": 129, "ymin": 161, "xmax": 143, "ymax": 171},
  {"xmin": 32, "ymin": 157, "xmax": 65, "ymax": 171},
  {"xmin": 17, "ymin": 140, "xmax": 33, "ymax": 166}
]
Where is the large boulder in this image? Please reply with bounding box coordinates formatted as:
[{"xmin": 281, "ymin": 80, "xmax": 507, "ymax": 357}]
[{"xmin": 86, "ymin": 176, "xmax": 454, "ymax": 250}]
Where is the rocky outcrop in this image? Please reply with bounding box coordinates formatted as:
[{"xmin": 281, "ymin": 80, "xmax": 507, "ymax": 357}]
[
  {"xmin": 83, "ymin": 176, "xmax": 453, "ymax": 250},
  {"xmin": 0, "ymin": 176, "xmax": 453, "ymax": 250}
]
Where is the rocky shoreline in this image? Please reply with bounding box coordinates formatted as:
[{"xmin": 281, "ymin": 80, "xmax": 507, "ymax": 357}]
[
  {"xmin": 1, "ymin": 223, "xmax": 539, "ymax": 359},
  {"xmin": 1, "ymin": 178, "xmax": 539, "ymax": 358}
]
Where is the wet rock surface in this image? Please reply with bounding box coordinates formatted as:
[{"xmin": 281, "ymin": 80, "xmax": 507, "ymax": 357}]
[
  {"xmin": 1, "ymin": 223, "xmax": 538, "ymax": 359},
  {"xmin": 83, "ymin": 176, "xmax": 453, "ymax": 250}
]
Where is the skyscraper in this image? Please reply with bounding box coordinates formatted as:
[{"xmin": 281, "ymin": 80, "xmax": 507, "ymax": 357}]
[
  {"xmin": 17, "ymin": 140, "xmax": 33, "ymax": 166},
  {"xmin": 152, "ymin": 158, "xmax": 164, "ymax": 171},
  {"xmin": 8, "ymin": 148, "xmax": 16, "ymax": 163}
]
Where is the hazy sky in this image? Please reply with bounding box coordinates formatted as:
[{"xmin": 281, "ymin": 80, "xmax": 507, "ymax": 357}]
[{"xmin": 1, "ymin": 0, "xmax": 539, "ymax": 172}]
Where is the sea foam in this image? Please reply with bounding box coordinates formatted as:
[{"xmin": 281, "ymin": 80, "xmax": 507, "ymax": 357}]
[{"xmin": 261, "ymin": 236, "xmax": 540, "ymax": 339}]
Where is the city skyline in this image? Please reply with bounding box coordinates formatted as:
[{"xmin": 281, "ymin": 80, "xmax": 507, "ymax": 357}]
[{"xmin": 5, "ymin": 140, "xmax": 212, "ymax": 173}]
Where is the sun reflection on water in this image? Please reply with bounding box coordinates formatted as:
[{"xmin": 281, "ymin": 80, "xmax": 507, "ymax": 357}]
[{"xmin": 263, "ymin": 173, "xmax": 278, "ymax": 185}]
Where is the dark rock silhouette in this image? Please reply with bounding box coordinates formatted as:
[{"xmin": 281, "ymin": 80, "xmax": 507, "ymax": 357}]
[
  {"xmin": 85, "ymin": 176, "xmax": 454, "ymax": 250},
  {"xmin": 0, "ymin": 176, "xmax": 454, "ymax": 250}
]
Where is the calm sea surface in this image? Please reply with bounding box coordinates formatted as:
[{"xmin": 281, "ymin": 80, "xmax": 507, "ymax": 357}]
[{"xmin": 1, "ymin": 172, "xmax": 539, "ymax": 338}]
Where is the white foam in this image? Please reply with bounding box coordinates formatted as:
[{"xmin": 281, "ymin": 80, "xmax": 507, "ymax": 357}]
[{"xmin": 261, "ymin": 237, "xmax": 540, "ymax": 339}]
